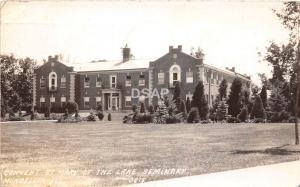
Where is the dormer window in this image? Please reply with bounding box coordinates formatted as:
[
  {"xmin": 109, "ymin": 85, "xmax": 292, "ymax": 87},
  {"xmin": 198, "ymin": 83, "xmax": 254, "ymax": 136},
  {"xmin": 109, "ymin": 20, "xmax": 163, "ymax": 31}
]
[{"xmin": 48, "ymin": 72, "xmax": 57, "ymax": 91}]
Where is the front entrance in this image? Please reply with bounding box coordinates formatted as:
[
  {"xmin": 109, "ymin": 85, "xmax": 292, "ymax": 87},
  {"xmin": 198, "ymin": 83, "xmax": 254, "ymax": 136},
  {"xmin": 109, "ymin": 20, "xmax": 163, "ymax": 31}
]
[{"xmin": 104, "ymin": 92, "xmax": 120, "ymax": 111}]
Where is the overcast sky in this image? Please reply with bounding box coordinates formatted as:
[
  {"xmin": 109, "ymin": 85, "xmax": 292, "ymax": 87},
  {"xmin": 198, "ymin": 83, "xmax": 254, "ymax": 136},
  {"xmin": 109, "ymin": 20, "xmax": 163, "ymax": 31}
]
[{"xmin": 0, "ymin": 1, "xmax": 290, "ymax": 85}]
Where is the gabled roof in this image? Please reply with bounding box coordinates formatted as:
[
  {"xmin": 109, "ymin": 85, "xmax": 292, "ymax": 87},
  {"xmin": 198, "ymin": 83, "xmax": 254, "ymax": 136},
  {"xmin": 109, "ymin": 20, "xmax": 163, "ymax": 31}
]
[{"xmin": 73, "ymin": 58, "xmax": 152, "ymax": 72}]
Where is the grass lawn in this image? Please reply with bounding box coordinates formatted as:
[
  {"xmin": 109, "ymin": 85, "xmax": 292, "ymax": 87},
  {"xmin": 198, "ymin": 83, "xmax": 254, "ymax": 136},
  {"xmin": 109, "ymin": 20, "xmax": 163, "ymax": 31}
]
[{"xmin": 1, "ymin": 121, "xmax": 300, "ymax": 187}]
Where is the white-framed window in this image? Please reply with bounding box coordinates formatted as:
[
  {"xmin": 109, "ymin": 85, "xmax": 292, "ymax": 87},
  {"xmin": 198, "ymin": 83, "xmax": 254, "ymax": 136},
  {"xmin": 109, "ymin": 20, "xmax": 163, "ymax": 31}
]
[
  {"xmin": 125, "ymin": 96, "xmax": 132, "ymax": 107},
  {"xmin": 158, "ymin": 72, "xmax": 164, "ymax": 84},
  {"xmin": 84, "ymin": 97, "xmax": 90, "ymax": 109},
  {"xmin": 40, "ymin": 96, "xmax": 45, "ymax": 108},
  {"xmin": 126, "ymin": 75, "xmax": 131, "ymax": 87},
  {"xmin": 186, "ymin": 72, "xmax": 193, "ymax": 83},
  {"xmin": 96, "ymin": 76, "xmax": 102, "ymax": 88},
  {"xmin": 96, "ymin": 97, "xmax": 102, "ymax": 107},
  {"xmin": 40, "ymin": 96, "xmax": 45, "ymax": 103},
  {"xmin": 61, "ymin": 96, "xmax": 66, "ymax": 107},
  {"xmin": 169, "ymin": 65, "xmax": 181, "ymax": 87},
  {"xmin": 84, "ymin": 76, "xmax": 90, "ymax": 88},
  {"xmin": 60, "ymin": 75, "xmax": 66, "ymax": 88},
  {"xmin": 110, "ymin": 75, "xmax": 117, "ymax": 88},
  {"xmin": 50, "ymin": 96, "xmax": 55, "ymax": 103},
  {"xmin": 48, "ymin": 72, "xmax": 57, "ymax": 91},
  {"xmin": 139, "ymin": 74, "xmax": 145, "ymax": 86},
  {"xmin": 40, "ymin": 76, "xmax": 46, "ymax": 88}
]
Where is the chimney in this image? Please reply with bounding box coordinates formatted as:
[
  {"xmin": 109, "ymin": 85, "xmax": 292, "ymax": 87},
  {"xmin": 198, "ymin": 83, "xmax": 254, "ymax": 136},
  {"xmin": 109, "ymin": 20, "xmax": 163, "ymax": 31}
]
[
  {"xmin": 122, "ymin": 44, "xmax": 130, "ymax": 62},
  {"xmin": 48, "ymin": 55, "xmax": 52, "ymax": 62},
  {"xmin": 178, "ymin": 45, "xmax": 182, "ymax": 52},
  {"xmin": 231, "ymin": 67, "xmax": 235, "ymax": 72},
  {"xmin": 169, "ymin": 46, "xmax": 173, "ymax": 52},
  {"xmin": 54, "ymin": 55, "xmax": 59, "ymax": 61}
]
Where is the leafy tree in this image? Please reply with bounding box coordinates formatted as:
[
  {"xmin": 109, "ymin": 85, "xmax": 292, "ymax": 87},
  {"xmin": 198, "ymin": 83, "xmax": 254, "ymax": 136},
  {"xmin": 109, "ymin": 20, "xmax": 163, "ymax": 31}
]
[
  {"xmin": 251, "ymin": 95, "xmax": 266, "ymax": 119},
  {"xmin": 260, "ymin": 85, "xmax": 268, "ymax": 109},
  {"xmin": 227, "ymin": 78, "xmax": 243, "ymax": 117},
  {"xmin": 191, "ymin": 81, "xmax": 208, "ymax": 120},
  {"xmin": 218, "ymin": 79, "xmax": 228, "ymax": 100}
]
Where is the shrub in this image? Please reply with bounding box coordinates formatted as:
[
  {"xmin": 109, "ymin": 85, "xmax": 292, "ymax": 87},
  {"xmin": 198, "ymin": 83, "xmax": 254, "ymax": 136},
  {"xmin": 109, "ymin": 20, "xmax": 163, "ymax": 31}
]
[
  {"xmin": 227, "ymin": 117, "xmax": 241, "ymax": 123},
  {"xmin": 108, "ymin": 113, "xmax": 112, "ymax": 121},
  {"xmin": 140, "ymin": 102, "xmax": 146, "ymax": 113},
  {"xmin": 149, "ymin": 105, "xmax": 154, "ymax": 114},
  {"xmin": 9, "ymin": 116, "xmax": 25, "ymax": 121},
  {"xmin": 57, "ymin": 116, "xmax": 82, "ymax": 123},
  {"xmin": 65, "ymin": 101, "xmax": 79, "ymax": 114},
  {"xmin": 187, "ymin": 107, "xmax": 200, "ymax": 123},
  {"xmin": 270, "ymin": 110, "xmax": 290, "ymax": 122},
  {"xmin": 132, "ymin": 105, "xmax": 137, "ymax": 112},
  {"xmin": 166, "ymin": 116, "xmax": 177, "ymax": 124},
  {"xmin": 238, "ymin": 106, "xmax": 248, "ymax": 122},
  {"xmin": 97, "ymin": 112, "xmax": 104, "ymax": 120},
  {"xmin": 252, "ymin": 118, "xmax": 265, "ymax": 123},
  {"xmin": 251, "ymin": 95, "xmax": 265, "ymax": 119},
  {"xmin": 86, "ymin": 114, "xmax": 96, "ymax": 121}
]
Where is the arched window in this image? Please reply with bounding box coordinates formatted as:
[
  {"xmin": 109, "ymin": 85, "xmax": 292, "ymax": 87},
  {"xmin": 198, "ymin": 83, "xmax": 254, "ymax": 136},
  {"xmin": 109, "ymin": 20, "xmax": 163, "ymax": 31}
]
[
  {"xmin": 49, "ymin": 72, "xmax": 57, "ymax": 91},
  {"xmin": 169, "ymin": 65, "xmax": 181, "ymax": 87}
]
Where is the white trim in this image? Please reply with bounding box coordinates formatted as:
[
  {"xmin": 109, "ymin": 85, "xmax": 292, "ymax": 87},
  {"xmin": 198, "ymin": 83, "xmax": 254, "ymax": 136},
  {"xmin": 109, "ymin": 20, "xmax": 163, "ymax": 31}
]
[{"xmin": 48, "ymin": 71, "xmax": 57, "ymax": 90}]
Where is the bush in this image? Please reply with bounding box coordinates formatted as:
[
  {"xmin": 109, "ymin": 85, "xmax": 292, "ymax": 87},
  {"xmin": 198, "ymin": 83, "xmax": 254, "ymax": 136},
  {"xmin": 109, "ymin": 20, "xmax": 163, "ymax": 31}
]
[
  {"xmin": 252, "ymin": 118, "xmax": 265, "ymax": 123},
  {"xmin": 97, "ymin": 112, "xmax": 104, "ymax": 120},
  {"xmin": 187, "ymin": 107, "xmax": 200, "ymax": 123},
  {"xmin": 227, "ymin": 117, "xmax": 241, "ymax": 123},
  {"xmin": 65, "ymin": 101, "xmax": 79, "ymax": 114},
  {"xmin": 270, "ymin": 110, "xmax": 290, "ymax": 122},
  {"xmin": 149, "ymin": 105, "xmax": 154, "ymax": 114},
  {"xmin": 57, "ymin": 116, "xmax": 82, "ymax": 123},
  {"xmin": 166, "ymin": 116, "xmax": 177, "ymax": 124},
  {"xmin": 108, "ymin": 113, "xmax": 112, "ymax": 121},
  {"xmin": 238, "ymin": 106, "xmax": 248, "ymax": 122},
  {"xmin": 86, "ymin": 113, "xmax": 96, "ymax": 121},
  {"xmin": 9, "ymin": 116, "xmax": 26, "ymax": 121}
]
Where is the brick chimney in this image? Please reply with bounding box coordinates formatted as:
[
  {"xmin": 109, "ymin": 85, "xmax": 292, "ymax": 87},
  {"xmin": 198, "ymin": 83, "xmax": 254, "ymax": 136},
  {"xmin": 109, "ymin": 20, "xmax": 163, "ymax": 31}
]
[
  {"xmin": 122, "ymin": 44, "xmax": 131, "ymax": 62},
  {"xmin": 178, "ymin": 45, "xmax": 182, "ymax": 52},
  {"xmin": 169, "ymin": 46, "xmax": 174, "ymax": 52}
]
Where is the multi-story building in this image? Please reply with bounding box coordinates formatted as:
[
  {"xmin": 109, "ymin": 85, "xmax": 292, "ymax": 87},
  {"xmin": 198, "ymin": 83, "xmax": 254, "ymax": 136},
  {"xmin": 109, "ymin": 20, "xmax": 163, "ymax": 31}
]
[{"xmin": 33, "ymin": 45, "xmax": 251, "ymax": 111}]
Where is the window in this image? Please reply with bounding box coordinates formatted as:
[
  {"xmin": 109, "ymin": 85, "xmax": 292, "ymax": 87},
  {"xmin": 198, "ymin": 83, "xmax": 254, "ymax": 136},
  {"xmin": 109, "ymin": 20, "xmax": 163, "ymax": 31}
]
[
  {"xmin": 40, "ymin": 76, "xmax": 46, "ymax": 88},
  {"xmin": 84, "ymin": 76, "xmax": 90, "ymax": 88},
  {"xmin": 96, "ymin": 76, "xmax": 102, "ymax": 87},
  {"xmin": 139, "ymin": 74, "xmax": 145, "ymax": 86},
  {"xmin": 96, "ymin": 97, "xmax": 102, "ymax": 107},
  {"xmin": 50, "ymin": 96, "xmax": 55, "ymax": 103},
  {"xmin": 126, "ymin": 75, "xmax": 131, "ymax": 87},
  {"xmin": 110, "ymin": 75, "xmax": 117, "ymax": 88},
  {"xmin": 125, "ymin": 96, "xmax": 131, "ymax": 107},
  {"xmin": 48, "ymin": 72, "xmax": 57, "ymax": 91},
  {"xmin": 84, "ymin": 97, "xmax": 90, "ymax": 109},
  {"xmin": 61, "ymin": 75, "xmax": 66, "ymax": 88},
  {"xmin": 169, "ymin": 65, "xmax": 181, "ymax": 87},
  {"xmin": 61, "ymin": 96, "xmax": 66, "ymax": 107},
  {"xmin": 186, "ymin": 72, "xmax": 193, "ymax": 83},
  {"xmin": 40, "ymin": 96, "xmax": 45, "ymax": 108},
  {"xmin": 158, "ymin": 72, "xmax": 164, "ymax": 84}
]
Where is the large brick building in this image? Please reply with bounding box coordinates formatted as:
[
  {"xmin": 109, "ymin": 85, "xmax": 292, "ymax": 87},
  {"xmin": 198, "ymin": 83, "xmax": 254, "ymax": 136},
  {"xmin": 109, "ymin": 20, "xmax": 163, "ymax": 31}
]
[{"xmin": 33, "ymin": 45, "xmax": 251, "ymax": 111}]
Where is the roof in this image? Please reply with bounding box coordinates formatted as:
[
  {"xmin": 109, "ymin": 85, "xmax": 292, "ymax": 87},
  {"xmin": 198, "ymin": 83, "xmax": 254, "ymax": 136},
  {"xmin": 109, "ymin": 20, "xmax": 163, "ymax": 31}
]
[{"xmin": 73, "ymin": 58, "xmax": 151, "ymax": 72}]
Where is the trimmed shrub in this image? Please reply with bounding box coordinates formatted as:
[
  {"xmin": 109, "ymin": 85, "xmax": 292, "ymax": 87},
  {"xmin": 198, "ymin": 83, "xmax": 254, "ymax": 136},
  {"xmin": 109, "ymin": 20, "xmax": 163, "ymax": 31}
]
[
  {"xmin": 252, "ymin": 118, "xmax": 265, "ymax": 123},
  {"xmin": 108, "ymin": 113, "xmax": 112, "ymax": 121},
  {"xmin": 97, "ymin": 112, "xmax": 104, "ymax": 120},
  {"xmin": 9, "ymin": 116, "xmax": 25, "ymax": 121},
  {"xmin": 149, "ymin": 105, "xmax": 154, "ymax": 114},
  {"xmin": 65, "ymin": 101, "xmax": 79, "ymax": 114}
]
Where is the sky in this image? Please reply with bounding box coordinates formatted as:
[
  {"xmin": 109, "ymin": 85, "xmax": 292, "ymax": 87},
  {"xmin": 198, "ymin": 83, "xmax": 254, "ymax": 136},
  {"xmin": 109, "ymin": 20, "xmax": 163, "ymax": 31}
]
[{"xmin": 0, "ymin": 0, "xmax": 291, "ymax": 85}]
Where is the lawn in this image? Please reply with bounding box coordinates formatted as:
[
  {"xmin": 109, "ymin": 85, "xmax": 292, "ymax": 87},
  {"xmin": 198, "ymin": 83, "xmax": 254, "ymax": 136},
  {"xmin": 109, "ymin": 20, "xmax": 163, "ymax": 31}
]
[{"xmin": 1, "ymin": 121, "xmax": 300, "ymax": 187}]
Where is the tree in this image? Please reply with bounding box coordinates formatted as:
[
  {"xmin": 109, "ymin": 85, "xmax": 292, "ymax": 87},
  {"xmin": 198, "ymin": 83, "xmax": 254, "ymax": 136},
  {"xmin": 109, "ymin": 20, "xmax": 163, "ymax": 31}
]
[
  {"xmin": 274, "ymin": 2, "xmax": 300, "ymax": 144},
  {"xmin": 191, "ymin": 81, "xmax": 208, "ymax": 120},
  {"xmin": 218, "ymin": 79, "xmax": 228, "ymax": 100},
  {"xmin": 260, "ymin": 85, "xmax": 268, "ymax": 109},
  {"xmin": 186, "ymin": 97, "xmax": 191, "ymax": 113},
  {"xmin": 227, "ymin": 78, "xmax": 243, "ymax": 117},
  {"xmin": 268, "ymin": 86, "xmax": 289, "ymax": 122},
  {"xmin": 173, "ymin": 82, "xmax": 180, "ymax": 100},
  {"xmin": 140, "ymin": 102, "xmax": 145, "ymax": 113},
  {"xmin": 251, "ymin": 95, "xmax": 266, "ymax": 119}
]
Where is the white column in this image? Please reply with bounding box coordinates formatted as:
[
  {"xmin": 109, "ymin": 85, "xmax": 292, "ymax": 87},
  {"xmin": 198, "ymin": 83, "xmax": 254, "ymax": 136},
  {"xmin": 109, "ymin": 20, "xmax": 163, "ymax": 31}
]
[
  {"xmin": 32, "ymin": 74, "xmax": 37, "ymax": 107},
  {"xmin": 69, "ymin": 72, "xmax": 75, "ymax": 102}
]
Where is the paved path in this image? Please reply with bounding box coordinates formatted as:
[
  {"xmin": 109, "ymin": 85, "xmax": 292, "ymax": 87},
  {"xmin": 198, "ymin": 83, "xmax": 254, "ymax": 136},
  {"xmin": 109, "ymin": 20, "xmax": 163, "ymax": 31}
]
[{"xmin": 126, "ymin": 160, "xmax": 300, "ymax": 187}]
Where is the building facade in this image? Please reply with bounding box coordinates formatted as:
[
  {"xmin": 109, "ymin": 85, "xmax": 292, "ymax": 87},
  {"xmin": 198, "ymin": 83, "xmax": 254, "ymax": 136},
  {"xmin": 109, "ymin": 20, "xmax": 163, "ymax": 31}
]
[{"xmin": 33, "ymin": 45, "xmax": 251, "ymax": 111}]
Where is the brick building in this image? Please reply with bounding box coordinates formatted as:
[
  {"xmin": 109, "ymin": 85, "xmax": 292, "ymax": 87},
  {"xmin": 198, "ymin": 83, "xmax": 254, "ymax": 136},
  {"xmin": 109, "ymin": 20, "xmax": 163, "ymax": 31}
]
[{"xmin": 33, "ymin": 45, "xmax": 251, "ymax": 111}]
